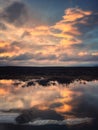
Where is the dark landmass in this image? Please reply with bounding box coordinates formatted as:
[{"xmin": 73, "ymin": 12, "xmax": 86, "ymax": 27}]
[
  {"xmin": 0, "ymin": 124, "xmax": 69, "ymax": 130},
  {"xmin": 0, "ymin": 123, "xmax": 68, "ymax": 130},
  {"xmin": 0, "ymin": 122, "xmax": 97, "ymax": 130},
  {"xmin": 0, "ymin": 67, "xmax": 98, "ymax": 85}
]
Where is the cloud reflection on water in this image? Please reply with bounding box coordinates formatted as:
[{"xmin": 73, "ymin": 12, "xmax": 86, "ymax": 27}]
[{"xmin": 0, "ymin": 79, "xmax": 98, "ymax": 119}]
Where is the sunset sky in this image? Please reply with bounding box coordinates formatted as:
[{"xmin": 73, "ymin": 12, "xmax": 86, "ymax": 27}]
[{"xmin": 0, "ymin": 0, "xmax": 98, "ymax": 66}]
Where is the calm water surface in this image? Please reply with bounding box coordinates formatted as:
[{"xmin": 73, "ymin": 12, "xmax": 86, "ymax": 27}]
[{"xmin": 0, "ymin": 79, "xmax": 98, "ymax": 129}]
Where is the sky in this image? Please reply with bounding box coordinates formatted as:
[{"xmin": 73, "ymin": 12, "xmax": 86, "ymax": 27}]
[{"xmin": 0, "ymin": 0, "xmax": 98, "ymax": 66}]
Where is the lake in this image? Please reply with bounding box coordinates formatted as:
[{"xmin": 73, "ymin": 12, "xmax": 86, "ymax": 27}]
[{"xmin": 0, "ymin": 67, "xmax": 98, "ymax": 130}]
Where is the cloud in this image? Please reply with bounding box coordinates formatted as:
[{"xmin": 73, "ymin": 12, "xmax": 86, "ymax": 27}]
[
  {"xmin": 59, "ymin": 53, "xmax": 98, "ymax": 63},
  {"xmin": 0, "ymin": 56, "xmax": 9, "ymax": 61},
  {"xmin": 12, "ymin": 52, "xmax": 57, "ymax": 61},
  {"xmin": 0, "ymin": 41, "xmax": 20, "ymax": 57},
  {"xmin": 0, "ymin": 1, "xmax": 29, "ymax": 26},
  {"xmin": 63, "ymin": 8, "xmax": 91, "ymax": 22},
  {"xmin": 51, "ymin": 8, "xmax": 92, "ymax": 47},
  {"xmin": 34, "ymin": 52, "xmax": 57, "ymax": 61},
  {"xmin": 0, "ymin": 4, "xmax": 97, "ymax": 66},
  {"xmin": 0, "ymin": 22, "xmax": 7, "ymax": 30},
  {"xmin": 12, "ymin": 53, "xmax": 33, "ymax": 61}
]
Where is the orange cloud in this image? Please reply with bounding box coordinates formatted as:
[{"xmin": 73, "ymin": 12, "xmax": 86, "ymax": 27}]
[
  {"xmin": 0, "ymin": 40, "xmax": 9, "ymax": 47},
  {"xmin": 25, "ymin": 25, "xmax": 50, "ymax": 37},
  {"xmin": 51, "ymin": 8, "xmax": 92, "ymax": 48},
  {"xmin": 0, "ymin": 44, "xmax": 20, "ymax": 58},
  {"xmin": 63, "ymin": 8, "xmax": 92, "ymax": 22},
  {"xmin": 60, "ymin": 39, "xmax": 82, "ymax": 47}
]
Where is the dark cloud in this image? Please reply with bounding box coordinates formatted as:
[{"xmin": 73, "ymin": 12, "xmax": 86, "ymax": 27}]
[
  {"xmin": 11, "ymin": 41, "xmax": 29, "ymax": 50},
  {"xmin": 21, "ymin": 31, "xmax": 31, "ymax": 38},
  {"xmin": 87, "ymin": 55, "xmax": 98, "ymax": 62},
  {"xmin": 50, "ymin": 103, "xmax": 63, "ymax": 109},
  {"xmin": 0, "ymin": 22, "xmax": 7, "ymax": 30},
  {"xmin": 0, "ymin": 56, "xmax": 9, "ymax": 60},
  {"xmin": 0, "ymin": 56, "xmax": 10, "ymax": 66},
  {"xmin": 11, "ymin": 41, "xmax": 22, "ymax": 48},
  {"xmin": 12, "ymin": 53, "xmax": 33, "ymax": 61},
  {"xmin": 35, "ymin": 53, "xmax": 57, "ymax": 61},
  {"xmin": 0, "ymin": 44, "xmax": 19, "ymax": 54},
  {"xmin": 59, "ymin": 54, "xmax": 75, "ymax": 62},
  {"xmin": 60, "ymin": 54, "xmax": 98, "ymax": 62},
  {"xmin": 12, "ymin": 52, "xmax": 57, "ymax": 61},
  {"xmin": 0, "ymin": 48, "xmax": 7, "ymax": 53},
  {"xmin": 71, "ymin": 43, "xmax": 87, "ymax": 49},
  {"xmin": 0, "ymin": 1, "xmax": 29, "ymax": 26}
]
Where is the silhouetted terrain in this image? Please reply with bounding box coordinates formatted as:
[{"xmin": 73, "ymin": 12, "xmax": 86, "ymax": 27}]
[
  {"xmin": 0, "ymin": 123, "xmax": 96, "ymax": 130},
  {"xmin": 0, "ymin": 67, "xmax": 98, "ymax": 84}
]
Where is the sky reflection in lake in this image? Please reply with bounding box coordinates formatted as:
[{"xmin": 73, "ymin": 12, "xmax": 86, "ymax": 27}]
[{"xmin": 0, "ymin": 79, "xmax": 98, "ymax": 120}]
